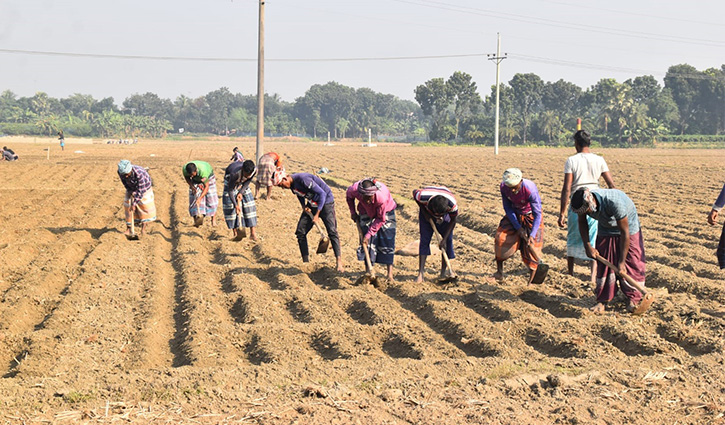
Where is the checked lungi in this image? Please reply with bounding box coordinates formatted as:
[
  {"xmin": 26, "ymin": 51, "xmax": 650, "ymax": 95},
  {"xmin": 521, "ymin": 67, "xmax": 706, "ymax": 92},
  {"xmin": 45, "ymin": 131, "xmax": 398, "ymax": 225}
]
[
  {"xmin": 567, "ymin": 207, "xmax": 597, "ymax": 260},
  {"xmin": 495, "ymin": 212, "xmax": 544, "ymax": 270},
  {"xmin": 188, "ymin": 175, "xmax": 219, "ymax": 217},
  {"xmin": 359, "ymin": 210, "xmax": 396, "ymax": 265},
  {"xmin": 256, "ymin": 154, "xmax": 277, "ymax": 187},
  {"xmin": 595, "ymin": 230, "xmax": 646, "ymax": 304},
  {"xmin": 222, "ymin": 186, "xmax": 257, "ymax": 229},
  {"xmin": 418, "ymin": 211, "xmax": 455, "ymax": 259},
  {"xmin": 123, "ymin": 188, "xmax": 157, "ymax": 226}
]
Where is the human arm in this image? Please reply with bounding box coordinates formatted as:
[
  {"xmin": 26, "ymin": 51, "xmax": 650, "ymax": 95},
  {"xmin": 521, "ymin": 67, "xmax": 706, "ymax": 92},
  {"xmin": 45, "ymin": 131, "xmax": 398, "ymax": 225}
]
[
  {"xmin": 528, "ymin": 184, "xmax": 543, "ymax": 243},
  {"xmin": 708, "ymin": 183, "xmax": 725, "ymax": 225},
  {"xmin": 579, "ymin": 213, "xmax": 598, "ymax": 260},
  {"xmin": 602, "ymin": 171, "xmax": 615, "ymax": 189},
  {"xmin": 346, "ymin": 184, "xmax": 359, "ymax": 222},
  {"xmin": 558, "ymin": 173, "xmax": 573, "ymax": 227}
]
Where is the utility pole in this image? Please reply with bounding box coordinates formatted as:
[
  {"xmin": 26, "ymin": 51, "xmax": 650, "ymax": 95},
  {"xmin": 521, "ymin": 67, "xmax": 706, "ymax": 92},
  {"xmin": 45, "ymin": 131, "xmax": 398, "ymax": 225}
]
[
  {"xmin": 255, "ymin": 0, "xmax": 265, "ymax": 162},
  {"xmin": 487, "ymin": 33, "xmax": 506, "ymax": 156}
]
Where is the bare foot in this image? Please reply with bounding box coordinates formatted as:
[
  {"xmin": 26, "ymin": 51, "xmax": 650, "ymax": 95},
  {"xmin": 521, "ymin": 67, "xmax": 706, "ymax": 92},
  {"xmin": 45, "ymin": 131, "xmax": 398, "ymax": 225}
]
[
  {"xmin": 590, "ymin": 303, "xmax": 606, "ymax": 314},
  {"xmin": 626, "ymin": 301, "xmax": 638, "ymax": 313},
  {"xmin": 493, "ymin": 271, "xmax": 504, "ymax": 281},
  {"xmin": 336, "ymin": 266, "xmax": 345, "ymax": 273},
  {"xmin": 124, "ymin": 226, "xmax": 132, "ymax": 236},
  {"xmin": 415, "ymin": 274, "xmax": 424, "ymax": 283},
  {"xmin": 387, "ymin": 275, "xmax": 395, "ymax": 282}
]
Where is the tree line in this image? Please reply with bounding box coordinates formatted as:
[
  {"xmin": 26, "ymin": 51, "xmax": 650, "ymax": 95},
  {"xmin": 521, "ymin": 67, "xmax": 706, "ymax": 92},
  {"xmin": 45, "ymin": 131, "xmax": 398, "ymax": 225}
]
[{"xmin": 1, "ymin": 62, "xmax": 723, "ymax": 146}]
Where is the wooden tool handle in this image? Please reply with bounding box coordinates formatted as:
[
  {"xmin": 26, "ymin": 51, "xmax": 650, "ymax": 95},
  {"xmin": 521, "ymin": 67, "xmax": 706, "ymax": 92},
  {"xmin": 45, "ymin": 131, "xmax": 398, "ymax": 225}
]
[
  {"xmin": 357, "ymin": 222, "xmax": 375, "ymax": 277},
  {"xmin": 428, "ymin": 218, "xmax": 454, "ymax": 273},
  {"xmin": 593, "ymin": 254, "xmax": 648, "ymax": 295}
]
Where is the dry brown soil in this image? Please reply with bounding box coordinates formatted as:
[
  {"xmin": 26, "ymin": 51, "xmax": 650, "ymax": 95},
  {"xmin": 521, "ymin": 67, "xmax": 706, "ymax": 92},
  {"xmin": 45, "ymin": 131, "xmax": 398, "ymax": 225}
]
[{"xmin": 0, "ymin": 137, "xmax": 723, "ymax": 424}]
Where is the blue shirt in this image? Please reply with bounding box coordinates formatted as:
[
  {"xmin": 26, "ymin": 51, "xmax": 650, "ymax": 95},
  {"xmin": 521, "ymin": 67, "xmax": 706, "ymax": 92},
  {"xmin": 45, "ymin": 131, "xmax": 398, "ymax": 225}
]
[
  {"xmin": 713, "ymin": 183, "xmax": 725, "ymax": 211},
  {"xmin": 291, "ymin": 173, "xmax": 334, "ymax": 209},
  {"xmin": 588, "ymin": 189, "xmax": 640, "ymax": 236}
]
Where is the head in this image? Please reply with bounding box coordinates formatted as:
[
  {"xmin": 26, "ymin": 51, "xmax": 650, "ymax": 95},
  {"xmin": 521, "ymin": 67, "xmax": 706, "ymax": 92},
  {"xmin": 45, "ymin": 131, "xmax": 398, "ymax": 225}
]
[
  {"xmin": 358, "ymin": 178, "xmax": 379, "ymax": 203},
  {"xmin": 278, "ymin": 175, "xmax": 293, "ymax": 189},
  {"xmin": 428, "ymin": 195, "xmax": 449, "ymax": 216},
  {"xmin": 118, "ymin": 159, "xmax": 133, "ymax": 176},
  {"xmin": 233, "ymin": 146, "xmax": 239, "ymax": 152},
  {"xmin": 502, "ymin": 168, "xmax": 523, "ymax": 192},
  {"xmin": 242, "ymin": 160, "xmax": 255, "ymax": 178},
  {"xmin": 271, "ymin": 168, "xmax": 287, "ymax": 186},
  {"xmin": 571, "ymin": 188, "xmax": 598, "ymax": 214},
  {"xmin": 185, "ymin": 162, "xmax": 198, "ymax": 177},
  {"xmin": 2, "ymin": 146, "xmax": 6, "ymax": 151},
  {"xmin": 573, "ymin": 130, "xmax": 591, "ymax": 150}
]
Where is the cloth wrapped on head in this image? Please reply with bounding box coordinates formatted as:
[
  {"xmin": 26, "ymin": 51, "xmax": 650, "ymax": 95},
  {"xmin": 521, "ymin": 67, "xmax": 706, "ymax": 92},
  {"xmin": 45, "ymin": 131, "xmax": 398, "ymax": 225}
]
[
  {"xmin": 571, "ymin": 188, "xmax": 597, "ymax": 214},
  {"xmin": 118, "ymin": 159, "xmax": 132, "ymax": 174},
  {"xmin": 271, "ymin": 168, "xmax": 287, "ymax": 186},
  {"xmin": 358, "ymin": 178, "xmax": 379, "ymax": 196},
  {"xmin": 502, "ymin": 168, "xmax": 522, "ymax": 187}
]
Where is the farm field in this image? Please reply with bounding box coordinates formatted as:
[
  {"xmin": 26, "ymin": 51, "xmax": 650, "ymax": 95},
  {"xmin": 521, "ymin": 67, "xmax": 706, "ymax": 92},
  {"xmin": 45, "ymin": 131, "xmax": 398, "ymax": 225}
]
[{"xmin": 0, "ymin": 138, "xmax": 723, "ymax": 424}]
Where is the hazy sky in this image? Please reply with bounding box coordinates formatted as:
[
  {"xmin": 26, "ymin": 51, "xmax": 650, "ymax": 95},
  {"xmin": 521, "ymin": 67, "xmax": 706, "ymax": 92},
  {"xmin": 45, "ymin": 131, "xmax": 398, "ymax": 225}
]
[{"xmin": 1, "ymin": 0, "xmax": 723, "ymax": 105}]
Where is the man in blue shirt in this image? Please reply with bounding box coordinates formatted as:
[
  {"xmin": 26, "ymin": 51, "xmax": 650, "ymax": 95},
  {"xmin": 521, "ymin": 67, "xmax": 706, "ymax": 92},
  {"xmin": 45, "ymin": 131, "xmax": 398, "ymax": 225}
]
[
  {"xmin": 276, "ymin": 172, "xmax": 344, "ymax": 272},
  {"xmin": 707, "ymin": 183, "xmax": 725, "ymax": 269},
  {"xmin": 572, "ymin": 187, "xmax": 646, "ymax": 314}
]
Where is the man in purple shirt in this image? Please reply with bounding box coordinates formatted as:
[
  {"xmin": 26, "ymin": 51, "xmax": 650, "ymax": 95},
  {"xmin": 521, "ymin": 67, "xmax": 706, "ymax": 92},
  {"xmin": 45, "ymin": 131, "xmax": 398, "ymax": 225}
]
[
  {"xmin": 707, "ymin": 183, "xmax": 725, "ymax": 270},
  {"xmin": 276, "ymin": 171, "xmax": 344, "ymax": 272},
  {"xmin": 494, "ymin": 168, "xmax": 544, "ymax": 283},
  {"xmin": 118, "ymin": 159, "xmax": 156, "ymax": 237},
  {"xmin": 346, "ymin": 178, "xmax": 397, "ymax": 281}
]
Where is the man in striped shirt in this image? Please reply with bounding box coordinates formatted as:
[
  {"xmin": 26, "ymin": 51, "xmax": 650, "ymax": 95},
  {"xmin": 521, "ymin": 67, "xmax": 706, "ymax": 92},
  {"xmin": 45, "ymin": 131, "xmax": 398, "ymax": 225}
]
[
  {"xmin": 118, "ymin": 159, "xmax": 156, "ymax": 237},
  {"xmin": 413, "ymin": 186, "xmax": 459, "ymax": 283}
]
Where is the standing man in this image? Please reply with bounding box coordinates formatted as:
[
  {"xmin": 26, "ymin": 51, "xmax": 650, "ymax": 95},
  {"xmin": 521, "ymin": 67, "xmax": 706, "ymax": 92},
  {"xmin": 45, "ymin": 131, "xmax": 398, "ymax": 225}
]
[
  {"xmin": 58, "ymin": 130, "xmax": 65, "ymax": 151},
  {"xmin": 118, "ymin": 160, "xmax": 156, "ymax": 236},
  {"xmin": 183, "ymin": 160, "xmax": 219, "ymax": 227},
  {"xmin": 559, "ymin": 130, "xmax": 616, "ymax": 284},
  {"xmin": 346, "ymin": 178, "xmax": 397, "ymax": 281},
  {"xmin": 707, "ymin": 183, "xmax": 725, "ymax": 270},
  {"xmin": 571, "ymin": 188, "xmax": 646, "ymax": 313},
  {"xmin": 223, "ymin": 159, "xmax": 258, "ymax": 241},
  {"xmin": 255, "ymin": 152, "xmax": 283, "ymax": 200},
  {"xmin": 230, "ymin": 147, "xmax": 244, "ymax": 162},
  {"xmin": 274, "ymin": 170, "xmax": 344, "ymax": 272},
  {"xmin": 494, "ymin": 168, "xmax": 544, "ymax": 283},
  {"xmin": 413, "ymin": 186, "xmax": 458, "ymax": 283}
]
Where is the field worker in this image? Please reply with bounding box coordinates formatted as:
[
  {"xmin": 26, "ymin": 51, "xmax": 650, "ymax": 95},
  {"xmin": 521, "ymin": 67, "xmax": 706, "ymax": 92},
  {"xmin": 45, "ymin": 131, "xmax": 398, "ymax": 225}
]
[
  {"xmin": 494, "ymin": 168, "xmax": 544, "ymax": 282},
  {"xmin": 230, "ymin": 146, "xmax": 244, "ymax": 162},
  {"xmin": 223, "ymin": 159, "xmax": 258, "ymax": 241},
  {"xmin": 255, "ymin": 152, "xmax": 283, "ymax": 200},
  {"xmin": 273, "ymin": 170, "xmax": 344, "ymax": 272},
  {"xmin": 346, "ymin": 178, "xmax": 397, "ymax": 281},
  {"xmin": 118, "ymin": 160, "xmax": 156, "ymax": 236},
  {"xmin": 706, "ymin": 183, "xmax": 725, "ymax": 269},
  {"xmin": 558, "ymin": 130, "xmax": 616, "ymax": 284},
  {"xmin": 2, "ymin": 147, "xmax": 18, "ymax": 161},
  {"xmin": 413, "ymin": 186, "xmax": 458, "ymax": 283},
  {"xmin": 58, "ymin": 131, "xmax": 65, "ymax": 151},
  {"xmin": 183, "ymin": 160, "xmax": 219, "ymax": 227},
  {"xmin": 571, "ymin": 188, "xmax": 646, "ymax": 314}
]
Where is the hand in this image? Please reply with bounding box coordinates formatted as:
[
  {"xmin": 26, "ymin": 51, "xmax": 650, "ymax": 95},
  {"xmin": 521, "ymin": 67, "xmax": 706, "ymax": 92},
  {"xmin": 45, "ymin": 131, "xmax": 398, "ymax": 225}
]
[
  {"xmin": 363, "ymin": 235, "xmax": 371, "ymax": 246},
  {"xmin": 517, "ymin": 228, "xmax": 528, "ymax": 240},
  {"xmin": 196, "ymin": 199, "xmax": 202, "ymax": 208},
  {"xmin": 708, "ymin": 209, "xmax": 718, "ymax": 226},
  {"xmin": 438, "ymin": 239, "xmax": 446, "ymax": 251},
  {"xmin": 312, "ymin": 215, "xmax": 319, "ymax": 225},
  {"xmin": 585, "ymin": 246, "xmax": 599, "ymax": 260},
  {"xmin": 527, "ymin": 236, "xmax": 535, "ymax": 247},
  {"xmin": 557, "ymin": 214, "xmax": 566, "ymax": 228},
  {"xmin": 235, "ymin": 206, "xmax": 241, "ymax": 215},
  {"xmin": 617, "ymin": 260, "xmax": 627, "ymax": 275},
  {"xmin": 351, "ymin": 213, "xmax": 360, "ymax": 223}
]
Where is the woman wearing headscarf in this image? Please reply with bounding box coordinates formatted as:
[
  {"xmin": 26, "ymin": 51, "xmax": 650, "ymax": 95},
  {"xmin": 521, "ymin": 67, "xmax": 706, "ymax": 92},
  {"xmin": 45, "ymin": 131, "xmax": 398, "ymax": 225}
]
[
  {"xmin": 494, "ymin": 168, "xmax": 544, "ymax": 283},
  {"xmin": 346, "ymin": 178, "xmax": 397, "ymax": 281},
  {"xmin": 118, "ymin": 159, "xmax": 156, "ymax": 237}
]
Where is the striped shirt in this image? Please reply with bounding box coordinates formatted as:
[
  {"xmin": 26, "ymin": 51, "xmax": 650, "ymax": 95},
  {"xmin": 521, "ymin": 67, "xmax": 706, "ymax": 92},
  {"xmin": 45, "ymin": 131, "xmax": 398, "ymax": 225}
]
[
  {"xmin": 119, "ymin": 165, "xmax": 152, "ymax": 206},
  {"xmin": 413, "ymin": 186, "xmax": 459, "ymax": 218},
  {"xmin": 588, "ymin": 189, "xmax": 640, "ymax": 236}
]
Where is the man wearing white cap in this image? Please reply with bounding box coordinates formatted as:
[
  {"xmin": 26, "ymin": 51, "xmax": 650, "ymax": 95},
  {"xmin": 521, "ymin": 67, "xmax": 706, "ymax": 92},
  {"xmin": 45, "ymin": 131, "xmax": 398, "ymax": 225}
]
[
  {"xmin": 494, "ymin": 168, "xmax": 544, "ymax": 282},
  {"xmin": 118, "ymin": 159, "xmax": 156, "ymax": 237}
]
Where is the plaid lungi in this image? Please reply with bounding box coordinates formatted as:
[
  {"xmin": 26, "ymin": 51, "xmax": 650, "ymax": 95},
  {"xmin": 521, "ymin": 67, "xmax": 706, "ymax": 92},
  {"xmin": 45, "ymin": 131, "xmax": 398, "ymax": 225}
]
[
  {"xmin": 359, "ymin": 210, "xmax": 396, "ymax": 265},
  {"xmin": 256, "ymin": 154, "xmax": 277, "ymax": 187},
  {"xmin": 567, "ymin": 207, "xmax": 597, "ymax": 260},
  {"xmin": 595, "ymin": 230, "xmax": 646, "ymax": 304},
  {"xmin": 123, "ymin": 188, "xmax": 157, "ymax": 225},
  {"xmin": 188, "ymin": 175, "xmax": 219, "ymax": 217},
  {"xmin": 495, "ymin": 212, "xmax": 544, "ymax": 271},
  {"xmin": 222, "ymin": 186, "xmax": 257, "ymax": 229}
]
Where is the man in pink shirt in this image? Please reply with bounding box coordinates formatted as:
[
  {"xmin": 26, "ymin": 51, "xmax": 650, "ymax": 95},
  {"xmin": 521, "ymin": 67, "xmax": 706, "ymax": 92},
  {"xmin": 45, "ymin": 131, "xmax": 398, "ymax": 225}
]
[{"xmin": 346, "ymin": 178, "xmax": 397, "ymax": 281}]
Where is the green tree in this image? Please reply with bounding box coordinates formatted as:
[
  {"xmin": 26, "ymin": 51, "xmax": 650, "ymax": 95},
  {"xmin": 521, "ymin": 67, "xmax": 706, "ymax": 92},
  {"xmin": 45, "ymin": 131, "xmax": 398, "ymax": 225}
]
[{"xmin": 509, "ymin": 73, "xmax": 544, "ymax": 144}]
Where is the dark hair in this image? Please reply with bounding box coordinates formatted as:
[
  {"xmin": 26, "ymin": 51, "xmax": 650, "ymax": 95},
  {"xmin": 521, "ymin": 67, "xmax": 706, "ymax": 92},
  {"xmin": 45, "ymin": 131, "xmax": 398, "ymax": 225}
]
[
  {"xmin": 242, "ymin": 160, "xmax": 255, "ymax": 175},
  {"xmin": 185, "ymin": 163, "xmax": 197, "ymax": 175},
  {"xmin": 428, "ymin": 195, "xmax": 449, "ymax": 215},
  {"xmin": 233, "ymin": 146, "xmax": 238, "ymax": 152},
  {"xmin": 573, "ymin": 130, "xmax": 591, "ymax": 147},
  {"xmin": 571, "ymin": 188, "xmax": 587, "ymax": 211},
  {"xmin": 361, "ymin": 178, "xmax": 376, "ymax": 189}
]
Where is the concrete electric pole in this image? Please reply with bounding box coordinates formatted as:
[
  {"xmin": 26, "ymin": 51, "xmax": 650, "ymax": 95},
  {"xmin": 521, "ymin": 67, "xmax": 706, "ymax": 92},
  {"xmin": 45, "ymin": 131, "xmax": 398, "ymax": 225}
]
[
  {"xmin": 487, "ymin": 33, "xmax": 506, "ymax": 156},
  {"xmin": 256, "ymin": 0, "xmax": 265, "ymax": 162}
]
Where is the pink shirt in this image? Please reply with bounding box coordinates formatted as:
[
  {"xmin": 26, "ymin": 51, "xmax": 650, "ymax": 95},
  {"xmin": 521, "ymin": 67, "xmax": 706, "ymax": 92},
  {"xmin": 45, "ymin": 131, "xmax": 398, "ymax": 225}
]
[{"xmin": 346, "ymin": 180, "xmax": 397, "ymax": 239}]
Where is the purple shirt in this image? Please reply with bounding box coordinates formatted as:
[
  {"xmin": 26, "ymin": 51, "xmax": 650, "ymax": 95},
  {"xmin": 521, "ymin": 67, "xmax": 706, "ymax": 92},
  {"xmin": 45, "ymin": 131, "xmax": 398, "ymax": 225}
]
[
  {"xmin": 500, "ymin": 179, "xmax": 542, "ymax": 238},
  {"xmin": 290, "ymin": 173, "xmax": 334, "ymax": 209},
  {"xmin": 346, "ymin": 180, "xmax": 397, "ymax": 239},
  {"xmin": 119, "ymin": 165, "xmax": 152, "ymax": 206}
]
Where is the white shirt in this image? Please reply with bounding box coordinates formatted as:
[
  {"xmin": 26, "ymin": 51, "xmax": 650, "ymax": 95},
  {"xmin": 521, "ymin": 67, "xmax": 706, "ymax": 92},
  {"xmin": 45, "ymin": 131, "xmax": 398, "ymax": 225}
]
[{"xmin": 564, "ymin": 152, "xmax": 610, "ymax": 193}]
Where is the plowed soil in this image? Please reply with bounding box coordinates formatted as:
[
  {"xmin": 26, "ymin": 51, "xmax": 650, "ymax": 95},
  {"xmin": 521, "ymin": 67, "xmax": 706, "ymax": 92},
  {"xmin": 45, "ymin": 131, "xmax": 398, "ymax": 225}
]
[{"xmin": 0, "ymin": 137, "xmax": 723, "ymax": 424}]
